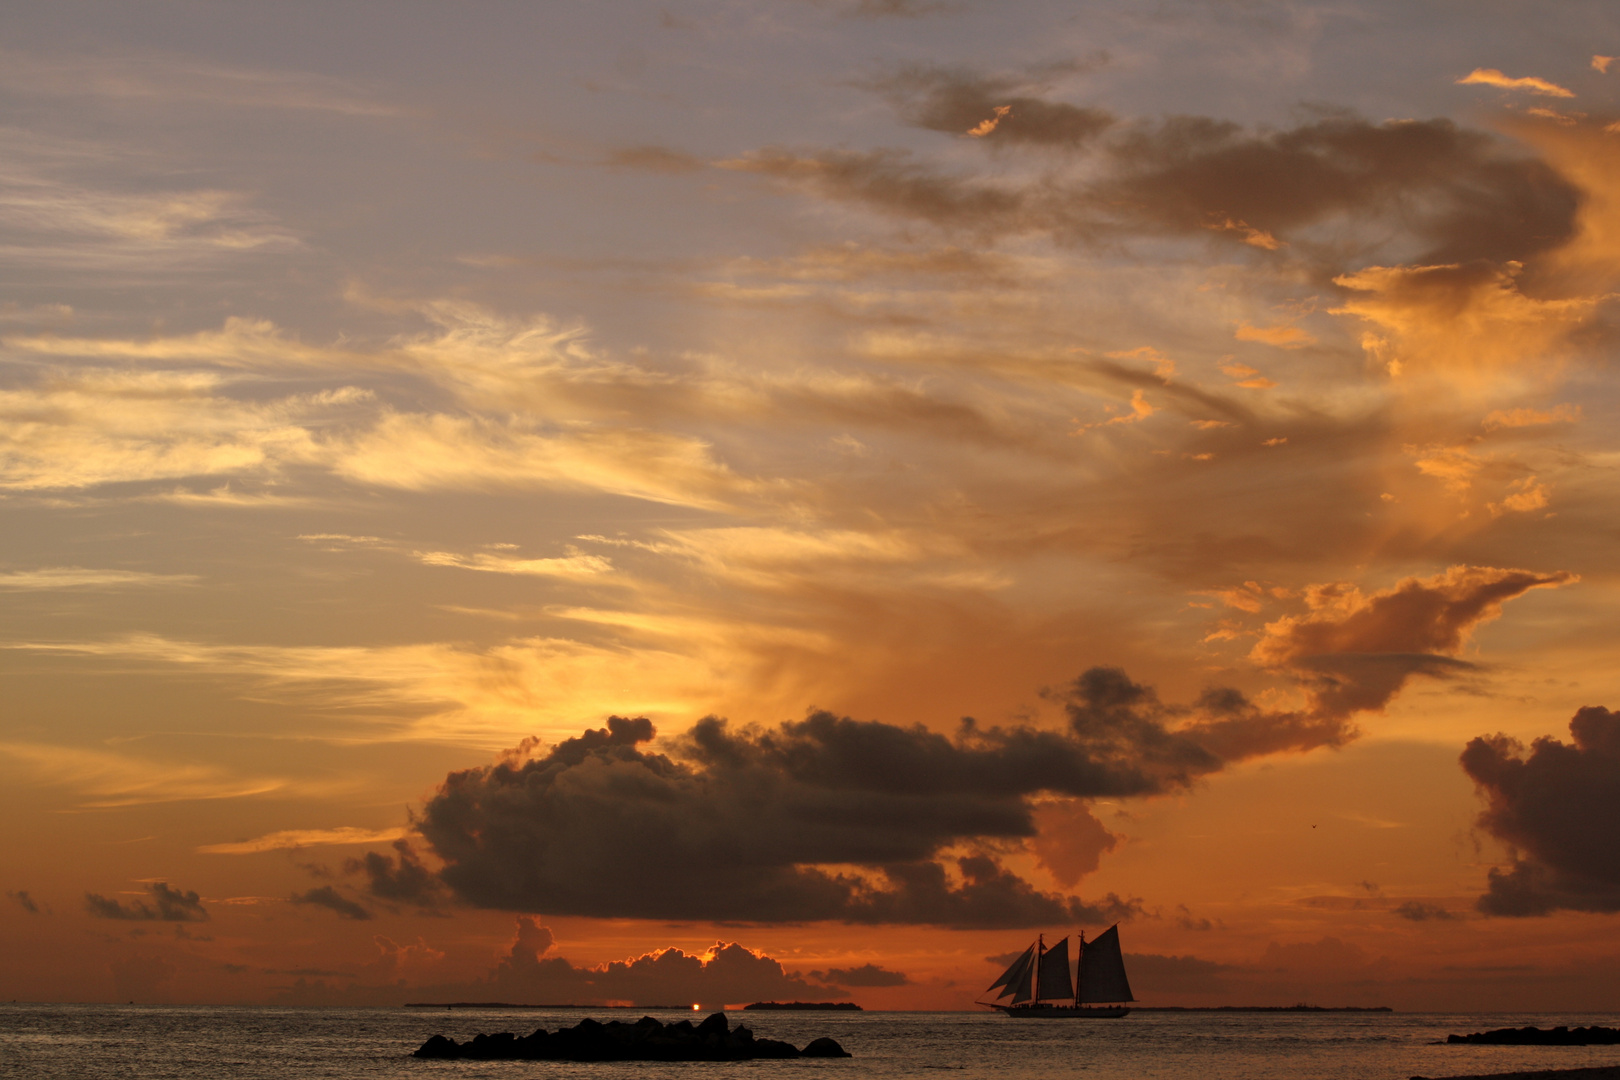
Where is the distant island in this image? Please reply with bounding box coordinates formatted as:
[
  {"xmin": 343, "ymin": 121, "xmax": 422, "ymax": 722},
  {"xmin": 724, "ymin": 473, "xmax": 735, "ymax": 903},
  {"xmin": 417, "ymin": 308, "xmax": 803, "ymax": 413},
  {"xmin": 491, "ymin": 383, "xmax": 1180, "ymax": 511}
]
[
  {"xmin": 1135, "ymin": 1005, "xmax": 1394, "ymax": 1013},
  {"xmin": 743, "ymin": 1001, "xmax": 863, "ymax": 1011},
  {"xmin": 405, "ymin": 1002, "xmax": 691, "ymax": 1011}
]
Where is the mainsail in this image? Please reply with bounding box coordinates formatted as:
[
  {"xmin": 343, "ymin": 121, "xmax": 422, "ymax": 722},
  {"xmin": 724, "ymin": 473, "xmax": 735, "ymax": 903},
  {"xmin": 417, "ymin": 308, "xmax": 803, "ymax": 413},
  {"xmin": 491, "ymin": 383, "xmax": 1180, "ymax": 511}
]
[
  {"xmin": 1077, "ymin": 925, "xmax": 1135, "ymax": 1003},
  {"xmin": 1035, "ymin": 936, "xmax": 1073, "ymax": 1002},
  {"xmin": 986, "ymin": 944, "xmax": 1037, "ymax": 1003}
]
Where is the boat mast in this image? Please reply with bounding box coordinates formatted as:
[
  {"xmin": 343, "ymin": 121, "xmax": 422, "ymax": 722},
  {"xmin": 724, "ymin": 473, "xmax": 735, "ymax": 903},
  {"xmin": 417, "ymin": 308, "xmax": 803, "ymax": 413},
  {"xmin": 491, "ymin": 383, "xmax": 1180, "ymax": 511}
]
[
  {"xmin": 1032, "ymin": 934, "xmax": 1045, "ymax": 1008},
  {"xmin": 1076, "ymin": 930, "xmax": 1084, "ymax": 1007}
]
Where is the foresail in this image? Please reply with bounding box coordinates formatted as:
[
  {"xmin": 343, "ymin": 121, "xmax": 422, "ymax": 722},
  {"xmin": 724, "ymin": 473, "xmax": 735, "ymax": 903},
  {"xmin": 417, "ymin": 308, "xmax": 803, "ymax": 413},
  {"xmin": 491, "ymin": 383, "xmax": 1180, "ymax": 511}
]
[
  {"xmin": 1036, "ymin": 936, "xmax": 1073, "ymax": 1001},
  {"xmin": 986, "ymin": 943, "xmax": 1036, "ymax": 1000},
  {"xmin": 1077, "ymin": 925, "xmax": 1136, "ymax": 1003}
]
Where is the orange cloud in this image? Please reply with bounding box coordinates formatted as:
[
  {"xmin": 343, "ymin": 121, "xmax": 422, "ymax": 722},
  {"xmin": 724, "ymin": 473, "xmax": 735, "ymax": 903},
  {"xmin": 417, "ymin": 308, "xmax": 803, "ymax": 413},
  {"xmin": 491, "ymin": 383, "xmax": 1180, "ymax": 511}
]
[
  {"xmin": 1217, "ymin": 359, "xmax": 1276, "ymax": 389},
  {"xmin": 1483, "ymin": 404, "xmax": 1581, "ymax": 429},
  {"xmin": 966, "ymin": 105, "xmax": 1012, "ymax": 138},
  {"xmin": 1594, "ymin": 56, "xmax": 1615, "ymax": 74},
  {"xmin": 1235, "ymin": 322, "xmax": 1315, "ymax": 348},
  {"xmin": 1252, "ymin": 565, "xmax": 1576, "ymax": 670},
  {"xmin": 1456, "ymin": 68, "xmax": 1574, "ymax": 98},
  {"xmin": 1207, "ymin": 217, "xmax": 1282, "ymax": 250},
  {"xmin": 1333, "ymin": 262, "xmax": 1600, "ymax": 384}
]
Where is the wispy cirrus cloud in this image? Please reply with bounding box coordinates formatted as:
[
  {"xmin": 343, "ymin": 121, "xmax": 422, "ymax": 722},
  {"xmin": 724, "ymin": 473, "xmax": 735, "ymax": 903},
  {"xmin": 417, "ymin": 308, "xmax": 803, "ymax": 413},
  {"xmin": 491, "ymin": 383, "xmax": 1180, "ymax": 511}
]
[
  {"xmin": 1456, "ymin": 68, "xmax": 1574, "ymax": 98},
  {"xmin": 0, "ymin": 567, "xmax": 197, "ymax": 589},
  {"xmin": 199, "ymin": 827, "xmax": 408, "ymax": 855}
]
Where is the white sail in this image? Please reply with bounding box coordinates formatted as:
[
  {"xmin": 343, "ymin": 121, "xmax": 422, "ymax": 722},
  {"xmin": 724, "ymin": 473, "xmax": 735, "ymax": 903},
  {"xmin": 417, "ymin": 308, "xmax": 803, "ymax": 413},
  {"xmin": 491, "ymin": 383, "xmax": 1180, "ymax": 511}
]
[
  {"xmin": 1077, "ymin": 925, "xmax": 1135, "ymax": 1004},
  {"xmin": 1036, "ymin": 936, "xmax": 1073, "ymax": 1002},
  {"xmin": 986, "ymin": 943, "xmax": 1036, "ymax": 1001}
]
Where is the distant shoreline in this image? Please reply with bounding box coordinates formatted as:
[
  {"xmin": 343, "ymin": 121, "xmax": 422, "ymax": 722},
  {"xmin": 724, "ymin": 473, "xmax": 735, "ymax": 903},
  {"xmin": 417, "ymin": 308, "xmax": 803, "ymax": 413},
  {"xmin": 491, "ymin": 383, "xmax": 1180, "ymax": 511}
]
[
  {"xmin": 399, "ymin": 1002, "xmax": 1386, "ymax": 1013},
  {"xmin": 1134, "ymin": 1005, "xmax": 1394, "ymax": 1013}
]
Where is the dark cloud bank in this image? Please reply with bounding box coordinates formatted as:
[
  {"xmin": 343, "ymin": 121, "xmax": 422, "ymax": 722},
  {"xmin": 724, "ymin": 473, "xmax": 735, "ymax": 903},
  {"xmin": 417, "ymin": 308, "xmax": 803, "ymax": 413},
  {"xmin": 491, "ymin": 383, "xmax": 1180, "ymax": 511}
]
[
  {"xmin": 336, "ymin": 565, "xmax": 1577, "ymax": 929},
  {"xmin": 1464, "ymin": 705, "xmax": 1620, "ymax": 916},
  {"xmin": 85, "ymin": 882, "xmax": 208, "ymax": 923},
  {"xmin": 725, "ymin": 65, "xmax": 1581, "ymax": 270}
]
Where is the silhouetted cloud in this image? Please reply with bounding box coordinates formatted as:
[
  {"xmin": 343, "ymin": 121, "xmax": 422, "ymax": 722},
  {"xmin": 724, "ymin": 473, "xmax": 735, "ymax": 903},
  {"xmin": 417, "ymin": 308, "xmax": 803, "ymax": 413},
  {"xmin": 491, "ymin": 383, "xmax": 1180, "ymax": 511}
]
[
  {"xmin": 1463, "ymin": 705, "xmax": 1620, "ymax": 915},
  {"xmin": 346, "ymin": 839, "xmax": 446, "ymax": 910},
  {"xmin": 416, "ymin": 630, "xmax": 1561, "ymax": 926},
  {"xmin": 7, "ymin": 889, "xmax": 40, "ymax": 913},
  {"xmin": 290, "ymin": 885, "xmax": 372, "ymax": 920},
  {"xmin": 416, "ymin": 706, "xmax": 1166, "ymax": 926},
  {"xmin": 84, "ymin": 882, "xmax": 208, "ymax": 922},
  {"xmin": 813, "ymin": 962, "xmax": 910, "ymax": 987}
]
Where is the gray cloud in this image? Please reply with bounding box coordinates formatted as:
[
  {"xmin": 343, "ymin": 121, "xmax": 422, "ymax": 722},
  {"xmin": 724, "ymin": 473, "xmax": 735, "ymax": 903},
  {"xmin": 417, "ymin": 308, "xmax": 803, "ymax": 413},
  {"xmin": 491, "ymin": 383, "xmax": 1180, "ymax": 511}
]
[
  {"xmin": 1392, "ymin": 901, "xmax": 1462, "ymax": 921},
  {"xmin": 84, "ymin": 882, "xmax": 208, "ymax": 922},
  {"xmin": 1095, "ymin": 113, "xmax": 1581, "ymax": 264},
  {"xmin": 875, "ymin": 65, "xmax": 1114, "ymax": 147},
  {"xmin": 1463, "ymin": 705, "xmax": 1620, "ymax": 916},
  {"xmin": 290, "ymin": 885, "xmax": 372, "ymax": 921},
  {"xmin": 275, "ymin": 916, "xmax": 836, "ymax": 1009},
  {"xmin": 346, "ymin": 840, "xmax": 446, "ymax": 911},
  {"xmin": 813, "ymin": 962, "xmax": 910, "ymax": 987},
  {"xmin": 7, "ymin": 889, "xmax": 40, "ymax": 913},
  {"xmin": 731, "ymin": 99, "xmax": 1582, "ymax": 270},
  {"xmin": 1125, "ymin": 952, "xmax": 1237, "ymax": 994}
]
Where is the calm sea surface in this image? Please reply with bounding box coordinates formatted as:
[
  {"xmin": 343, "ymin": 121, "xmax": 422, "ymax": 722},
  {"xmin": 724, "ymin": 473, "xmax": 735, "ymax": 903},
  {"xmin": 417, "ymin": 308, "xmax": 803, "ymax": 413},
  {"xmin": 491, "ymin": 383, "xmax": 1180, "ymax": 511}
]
[{"xmin": 3, "ymin": 1005, "xmax": 1618, "ymax": 1080}]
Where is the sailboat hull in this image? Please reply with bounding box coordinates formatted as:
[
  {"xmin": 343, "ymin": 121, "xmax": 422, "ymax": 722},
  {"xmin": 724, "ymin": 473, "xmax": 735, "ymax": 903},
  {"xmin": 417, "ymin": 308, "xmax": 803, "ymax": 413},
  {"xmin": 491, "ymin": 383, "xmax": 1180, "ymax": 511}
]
[{"xmin": 989, "ymin": 1004, "xmax": 1131, "ymax": 1018}]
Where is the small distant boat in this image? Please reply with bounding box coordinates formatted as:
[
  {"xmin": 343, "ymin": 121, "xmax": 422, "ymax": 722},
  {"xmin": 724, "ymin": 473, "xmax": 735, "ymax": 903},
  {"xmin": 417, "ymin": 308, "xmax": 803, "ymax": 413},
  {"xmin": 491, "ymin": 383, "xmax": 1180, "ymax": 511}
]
[{"xmin": 977, "ymin": 925, "xmax": 1135, "ymax": 1018}]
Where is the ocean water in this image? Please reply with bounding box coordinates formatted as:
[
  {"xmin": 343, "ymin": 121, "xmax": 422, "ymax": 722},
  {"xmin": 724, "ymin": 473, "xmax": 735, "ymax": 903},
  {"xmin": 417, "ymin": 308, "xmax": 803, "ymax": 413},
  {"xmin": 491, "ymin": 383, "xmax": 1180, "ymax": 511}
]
[{"xmin": 2, "ymin": 1005, "xmax": 1618, "ymax": 1080}]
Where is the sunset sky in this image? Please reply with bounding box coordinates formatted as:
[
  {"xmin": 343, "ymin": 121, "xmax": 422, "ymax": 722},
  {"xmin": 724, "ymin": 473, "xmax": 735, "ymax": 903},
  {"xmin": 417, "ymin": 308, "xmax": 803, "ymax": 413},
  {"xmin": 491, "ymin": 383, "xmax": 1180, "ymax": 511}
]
[{"xmin": 3, "ymin": 0, "xmax": 1620, "ymax": 1011}]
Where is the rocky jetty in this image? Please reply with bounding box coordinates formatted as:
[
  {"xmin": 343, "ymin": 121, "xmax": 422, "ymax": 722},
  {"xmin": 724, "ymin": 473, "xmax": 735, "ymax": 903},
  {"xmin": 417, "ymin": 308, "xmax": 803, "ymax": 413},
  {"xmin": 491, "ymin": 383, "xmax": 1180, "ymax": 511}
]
[
  {"xmin": 1447, "ymin": 1026, "xmax": 1620, "ymax": 1046},
  {"xmin": 412, "ymin": 1010, "xmax": 851, "ymax": 1062}
]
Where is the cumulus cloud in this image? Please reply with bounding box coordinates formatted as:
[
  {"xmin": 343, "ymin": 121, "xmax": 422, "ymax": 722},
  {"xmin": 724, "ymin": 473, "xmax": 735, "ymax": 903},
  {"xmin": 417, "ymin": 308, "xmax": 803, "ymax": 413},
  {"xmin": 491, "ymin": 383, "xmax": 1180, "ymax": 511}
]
[
  {"xmin": 346, "ymin": 840, "xmax": 446, "ymax": 910},
  {"xmin": 290, "ymin": 885, "xmax": 371, "ymax": 920},
  {"xmin": 417, "ymin": 709, "xmax": 1158, "ymax": 926},
  {"xmin": 1030, "ymin": 799, "xmax": 1119, "ymax": 887},
  {"xmin": 85, "ymin": 882, "xmax": 209, "ymax": 922},
  {"xmin": 1463, "ymin": 705, "xmax": 1620, "ymax": 915},
  {"xmin": 1250, "ymin": 565, "xmax": 1575, "ymax": 720}
]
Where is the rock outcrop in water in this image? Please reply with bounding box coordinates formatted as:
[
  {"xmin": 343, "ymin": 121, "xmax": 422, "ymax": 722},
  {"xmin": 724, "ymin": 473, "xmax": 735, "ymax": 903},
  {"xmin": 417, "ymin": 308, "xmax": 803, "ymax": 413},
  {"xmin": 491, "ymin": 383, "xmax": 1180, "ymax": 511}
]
[
  {"xmin": 412, "ymin": 1010, "xmax": 852, "ymax": 1061},
  {"xmin": 1446, "ymin": 1026, "xmax": 1620, "ymax": 1046}
]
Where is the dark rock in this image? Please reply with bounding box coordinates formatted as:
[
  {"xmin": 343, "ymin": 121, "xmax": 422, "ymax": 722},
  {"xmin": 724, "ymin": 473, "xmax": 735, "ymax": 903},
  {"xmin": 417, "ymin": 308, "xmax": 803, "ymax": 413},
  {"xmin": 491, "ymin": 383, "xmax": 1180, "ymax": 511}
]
[
  {"xmin": 410, "ymin": 1012, "xmax": 850, "ymax": 1062},
  {"xmin": 803, "ymin": 1036, "xmax": 852, "ymax": 1058},
  {"xmin": 1446, "ymin": 1025, "xmax": 1620, "ymax": 1046},
  {"xmin": 412, "ymin": 1034, "xmax": 457, "ymax": 1059}
]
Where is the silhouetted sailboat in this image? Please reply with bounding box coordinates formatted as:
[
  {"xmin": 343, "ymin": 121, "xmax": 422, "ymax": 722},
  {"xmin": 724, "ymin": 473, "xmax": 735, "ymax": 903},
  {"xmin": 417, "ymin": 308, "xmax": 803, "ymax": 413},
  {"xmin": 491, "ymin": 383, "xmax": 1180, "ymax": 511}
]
[{"xmin": 978, "ymin": 925, "xmax": 1134, "ymax": 1017}]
